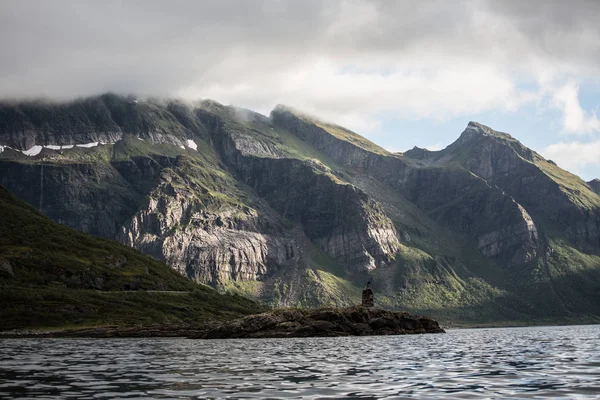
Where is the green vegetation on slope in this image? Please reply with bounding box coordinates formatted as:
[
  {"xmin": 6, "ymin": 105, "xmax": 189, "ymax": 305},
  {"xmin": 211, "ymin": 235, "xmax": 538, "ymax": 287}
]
[
  {"xmin": 0, "ymin": 185, "xmax": 264, "ymax": 330},
  {"xmin": 0, "ymin": 287, "xmax": 261, "ymax": 331},
  {"xmin": 534, "ymin": 157, "xmax": 600, "ymax": 211},
  {"xmin": 274, "ymin": 105, "xmax": 389, "ymax": 155}
]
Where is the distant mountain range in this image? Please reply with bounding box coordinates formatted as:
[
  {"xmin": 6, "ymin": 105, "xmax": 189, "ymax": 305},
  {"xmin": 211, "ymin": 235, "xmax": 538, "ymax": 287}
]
[{"xmin": 1, "ymin": 93, "xmax": 599, "ymax": 327}]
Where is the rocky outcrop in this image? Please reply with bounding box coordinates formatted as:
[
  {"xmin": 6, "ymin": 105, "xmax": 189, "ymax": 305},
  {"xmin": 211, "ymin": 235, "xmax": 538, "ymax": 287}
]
[
  {"xmin": 193, "ymin": 306, "xmax": 445, "ymax": 339},
  {"xmin": 4, "ymin": 308, "xmax": 445, "ymax": 337},
  {"xmin": 477, "ymin": 204, "xmax": 538, "ymax": 265}
]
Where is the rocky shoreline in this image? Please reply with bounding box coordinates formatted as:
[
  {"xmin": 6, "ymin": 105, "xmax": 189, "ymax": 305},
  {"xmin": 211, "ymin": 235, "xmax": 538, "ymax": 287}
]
[
  {"xmin": 1, "ymin": 307, "xmax": 444, "ymax": 339},
  {"xmin": 192, "ymin": 307, "xmax": 445, "ymax": 339}
]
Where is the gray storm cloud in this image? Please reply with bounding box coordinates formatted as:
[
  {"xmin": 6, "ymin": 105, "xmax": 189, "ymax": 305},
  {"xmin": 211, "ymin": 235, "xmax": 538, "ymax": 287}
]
[
  {"xmin": 0, "ymin": 0, "xmax": 599, "ymax": 133},
  {"xmin": 0, "ymin": 0, "xmax": 331, "ymax": 98}
]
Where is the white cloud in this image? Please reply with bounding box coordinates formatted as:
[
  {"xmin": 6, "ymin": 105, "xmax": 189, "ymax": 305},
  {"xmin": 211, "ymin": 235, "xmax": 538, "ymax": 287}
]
[
  {"xmin": 0, "ymin": 0, "xmax": 599, "ymax": 137},
  {"xmin": 187, "ymin": 57, "xmax": 536, "ymax": 134},
  {"xmin": 541, "ymin": 140, "xmax": 600, "ymax": 176},
  {"xmin": 551, "ymin": 81, "xmax": 600, "ymax": 135}
]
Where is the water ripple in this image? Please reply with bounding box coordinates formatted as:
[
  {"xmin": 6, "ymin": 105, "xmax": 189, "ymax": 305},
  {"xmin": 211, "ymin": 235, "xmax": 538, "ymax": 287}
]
[{"xmin": 1, "ymin": 325, "xmax": 599, "ymax": 398}]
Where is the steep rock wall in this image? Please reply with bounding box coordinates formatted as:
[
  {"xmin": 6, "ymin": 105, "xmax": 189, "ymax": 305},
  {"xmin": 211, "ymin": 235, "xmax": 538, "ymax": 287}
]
[
  {"xmin": 0, "ymin": 160, "xmax": 142, "ymax": 238},
  {"xmin": 442, "ymin": 123, "xmax": 600, "ymax": 254},
  {"xmin": 271, "ymin": 109, "xmax": 539, "ymax": 267},
  {"xmin": 205, "ymin": 114, "xmax": 400, "ymax": 274},
  {"xmin": 119, "ymin": 179, "xmax": 297, "ymax": 285},
  {"xmin": 0, "ymin": 94, "xmax": 206, "ymax": 149}
]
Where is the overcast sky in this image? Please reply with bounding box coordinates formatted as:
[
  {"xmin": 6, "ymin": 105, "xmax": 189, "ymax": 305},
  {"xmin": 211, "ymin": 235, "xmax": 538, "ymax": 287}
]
[{"xmin": 1, "ymin": 0, "xmax": 600, "ymax": 180}]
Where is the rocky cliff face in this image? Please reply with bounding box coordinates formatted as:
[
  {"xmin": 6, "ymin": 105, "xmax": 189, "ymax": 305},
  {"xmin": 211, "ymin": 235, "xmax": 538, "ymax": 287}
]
[
  {"xmin": 121, "ymin": 192, "xmax": 297, "ymax": 285},
  {"xmin": 0, "ymin": 94, "xmax": 205, "ymax": 150},
  {"xmin": 118, "ymin": 159, "xmax": 299, "ymax": 286},
  {"xmin": 1, "ymin": 94, "xmax": 600, "ymax": 324},
  {"xmin": 202, "ymin": 106, "xmax": 400, "ymax": 274},
  {"xmin": 429, "ymin": 122, "xmax": 600, "ymax": 255},
  {"xmin": 0, "ymin": 98, "xmax": 400, "ymax": 288},
  {"xmin": 0, "ymin": 160, "xmax": 142, "ymax": 238},
  {"xmin": 271, "ymin": 109, "xmax": 539, "ymax": 267},
  {"xmin": 396, "ymin": 167, "xmax": 539, "ymax": 266}
]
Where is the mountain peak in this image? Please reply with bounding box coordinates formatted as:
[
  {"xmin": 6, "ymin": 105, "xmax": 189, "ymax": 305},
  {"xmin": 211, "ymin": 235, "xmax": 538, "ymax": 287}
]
[
  {"xmin": 463, "ymin": 121, "xmax": 515, "ymax": 141},
  {"xmin": 451, "ymin": 121, "xmax": 523, "ymax": 154},
  {"xmin": 437, "ymin": 121, "xmax": 540, "ymax": 169},
  {"xmin": 466, "ymin": 121, "xmax": 491, "ymax": 131}
]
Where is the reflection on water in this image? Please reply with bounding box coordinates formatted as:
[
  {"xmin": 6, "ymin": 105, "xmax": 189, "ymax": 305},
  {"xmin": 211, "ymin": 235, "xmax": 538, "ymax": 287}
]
[{"xmin": 1, "ymin": 325, "xmax": 599, "ymax": 398}]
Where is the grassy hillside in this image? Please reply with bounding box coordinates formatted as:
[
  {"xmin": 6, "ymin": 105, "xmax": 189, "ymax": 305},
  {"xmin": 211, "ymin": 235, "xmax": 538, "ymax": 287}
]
[{"xmin": 0, "ymin": 185, "xmax": 264, "ymax": 330}]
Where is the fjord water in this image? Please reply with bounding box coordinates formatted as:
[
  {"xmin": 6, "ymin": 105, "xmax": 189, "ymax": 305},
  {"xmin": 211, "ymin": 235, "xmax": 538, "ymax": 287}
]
[{"xmin": 1, "ymin": 325, "xmax": 599, "ymax": 399}]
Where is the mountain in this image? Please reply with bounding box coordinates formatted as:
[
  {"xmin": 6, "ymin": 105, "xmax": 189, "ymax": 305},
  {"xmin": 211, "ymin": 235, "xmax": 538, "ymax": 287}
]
[
  {"xmin": 589, "ymin": 179, "xmax": 600, "ymax": 196},
  {"xmin": 0, "ymin": 184, "xmax": 263, "ymax": 330},
  {"xmin": 1, "ymin": 94, "xmax": 599, "ymax": 326}
]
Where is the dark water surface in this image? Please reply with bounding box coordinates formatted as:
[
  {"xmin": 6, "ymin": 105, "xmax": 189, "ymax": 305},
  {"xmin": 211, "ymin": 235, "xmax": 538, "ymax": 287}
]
[{"xmin": 1, "ymin": 325, "xmax": 599, "ymax": 399}]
